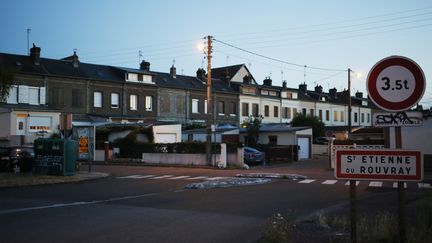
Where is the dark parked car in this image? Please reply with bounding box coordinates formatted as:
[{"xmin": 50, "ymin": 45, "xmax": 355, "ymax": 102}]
[
  {"xmin": 0, "ymin": 146, "xmax": 35, "ymax": 173},
  {"xmin": 244, "ymin": 146, "xmax": 265, "ymax": 165},
  {"xmin": 314, "ymin": 137, "xmax": 333, "ymax": 145}
]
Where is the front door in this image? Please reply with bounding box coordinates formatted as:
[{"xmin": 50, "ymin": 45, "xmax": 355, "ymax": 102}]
[
  {"xmin": 297, "ymin": 137, "xmax": 310, "ymax": 160},
  {"xmin": 16, "ymin": 117, "xmax": 26, "ymax": 136}
]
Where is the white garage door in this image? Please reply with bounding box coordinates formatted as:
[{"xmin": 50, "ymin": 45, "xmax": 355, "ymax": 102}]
[
  {"xmin": 297, "ymin": 137, "xmax": 310, "ymax": 160},
  {"xmin": 155, "ymin": 133, "xmax": 177, "ymax": 143}
]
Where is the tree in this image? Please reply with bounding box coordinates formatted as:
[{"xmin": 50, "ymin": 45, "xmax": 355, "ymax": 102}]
[
  {"xmin": 241, "ymin": 115, "xmax": 263, "ymax": 146},
  {"xmin": 291, "ymin": 113, "xmax": 325, "ymax": 140},
  {"xmin": 0, "ymin": 67, "xmax": 15, "ymax": 102}
]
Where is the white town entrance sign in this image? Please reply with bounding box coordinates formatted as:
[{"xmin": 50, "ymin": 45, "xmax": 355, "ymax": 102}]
[
  {"xmin": 335, "ymin": 149, "xmax": 422, "ymax": 181},
  {"xmin": 366, "ymin": 56, "xmax": 425, "ymax": 112}
]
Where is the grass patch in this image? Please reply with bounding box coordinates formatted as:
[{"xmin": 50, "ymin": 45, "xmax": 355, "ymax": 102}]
[
  {"xmin": 258, "ymin": 212, "xmax": 294, "ymax": 243},
  {"xmin": 0, "ymin": 173, "xmax": 83, "ymax": 187}
]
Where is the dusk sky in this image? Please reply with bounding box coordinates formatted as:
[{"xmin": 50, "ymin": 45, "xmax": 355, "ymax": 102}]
[{"xmin": 1, "ymin": 0, "xmax": 431, "ymax": 108}]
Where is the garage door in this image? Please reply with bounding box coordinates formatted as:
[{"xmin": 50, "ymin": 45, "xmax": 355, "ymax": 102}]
[
  {"xmin": 297, "ymin": 137, "xmax": 310, "ymax": 160},
  {"xmin": 155, "ymin": 133, "xmax": 177, "ymax": 143}
]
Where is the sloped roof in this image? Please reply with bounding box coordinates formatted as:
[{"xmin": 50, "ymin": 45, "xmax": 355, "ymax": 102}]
[{"xmin": 0, "ymin": 53, "xmax": 125, "ymax": 82}]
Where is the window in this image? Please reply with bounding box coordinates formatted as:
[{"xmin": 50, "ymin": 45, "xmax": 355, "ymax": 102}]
[
  {"xmin": 302, "ymin": 108, "xmax": 307, "ymax": 115},
  {"xmin": 333, "ymin": 111, "xmax": 338, "ymax": 122},
  {"xmin": 354, "ymin": 112, "xmax": 358, "ymax": 123},
  {"xmin": 28, "ymin": 87, "xmax": 39, "ymax": 105},
  {"xmin": 264, "ymin": 105, "xmax": 269, "ymax": 117},
  {"xmin": 204, "ymin": 100, "xmax": 208, "ymax": 114},
  {"xmin": 177, "ymin": 96, "xmax": 184, "ymax": 114},
  {"xmin": 129, "ymin": 95, "xmax": 137, "ymax": 110},
  {"xmin": 274, "ymin": 106, "xmax": 279, "ymax": 118},
  {"xmin": 293, "ymin": 108, "xmax": 297, "ymax": 116},
  {"xmin": 319, "ymin": 110, "xmax": 323, "ymax": 120},
  {"xmin": 242, "ymin": 103, "xmax": 249, "ymax": 116},
  {"xmin": 282, "ymin": 107, "xmax": 288, "ymax": 119},
  {"xmin": 361, "ymin": 113, "xmax": 365, "ymax": 123},
  {"xmin": 18, "ymin": 121, "xmax": 24, "ymax": 130},
  {"xmin": 145, "ymin": 96, "xmax": 153, "ymax": 111},
  {"xmin": 326, "ymin": 110, "xmax": 330, "ymax": 121},
  {"xmin": 142, "ymin": 75, "xmax": 152, "ymax": 82},
  {"xmin": 340, "ymin": 111, "xmax": 344, "ymax": 122},
  {"xmin": 310, "ymin": 109, "xmax": 314, "ymax": 116},
  {"xmin": 230, "ymin": 102, "xmax": 237, "ymax": 115},
  {"xmin": 192, "ymin": 99, "xmax": 199, "ymax": 113},
  {"xmin": 218, "ymin": 101, "xmax": 225, "ymax": 115},
  {"xmin": 128, "ymin": 73, "xmax": 138, "ymax": 81},
  {"xmin": 252, "ymin": 104, "xmax": 259, "ymax": 117},
  {"xmin": 6, "ymin": 86, "xmax": 18, "ymax": 104},
  {"xmin": 287, "ymin": 107, "xmax": 292, "ymax": 119},
  {"xmin": 261, "ymin": 90, "xmax": 269, "ymax": 95},
  {"xmin": 72, "ymin": 89, "xmax": 83, "ymax": 108},
  {"xmin": 53, "ymin": 87, "xmax": 64, "ymax": 107},
  {"xmin": 268, "ymin": 135, "xmax": 277, "ymax": 145},
  {"xmin": 94, "ymin": 91, "xmax": 102, "ymax": 108},
  {"xmin": 367, "ymin": 113, "xmax": 370, "ymax": 123},
  {"xmin": 111, "ymin": 93, "xmax": 119, "ymax": 108}
]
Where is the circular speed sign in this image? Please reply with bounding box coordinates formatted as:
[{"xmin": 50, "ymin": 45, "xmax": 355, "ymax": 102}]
[{"xmin": 366, "ymin": 56, "xmax": 426, "ymax": 112}]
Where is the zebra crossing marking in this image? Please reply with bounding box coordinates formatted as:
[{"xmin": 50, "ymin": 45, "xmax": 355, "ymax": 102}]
[
  {"xmin": 298, "ymin": 179, "xmax": 316, "ymax": 184},
  {"xmin": 344, "ymin": 181, "xmax": 360, "ymax": 186},
  {"xmin": 186, "ymin": 176, "xmax": 209, "ymax": 180},
  {"xmin": 418, "ymin": 183, "xmax": 431, "ymax": 189},
  {"xmin": 117, "ymin": 175, "xmax": 155, "ymax": 179},
  {"xmin": 168, "ymin": 176, "xmax": 191, "ymax": 180},
  {"xmin": 392, "ymin": 182, "xmax": 407, "ymax": 188},
  {"xmin": 369, "ymin": 181, "xmax": 383, "ymax": 187},
  {"xmin": 150, "ymin": 175, "xmax": 174, "ymax": 179},
  {"xmin": 322, "ymin": 180, "xmax": 338, "ymax": 185}
]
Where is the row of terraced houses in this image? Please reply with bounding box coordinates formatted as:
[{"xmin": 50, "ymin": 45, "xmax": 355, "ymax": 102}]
[{"xmin": 0, "ymin": 45, "xmax": 376, "ymax": 145}]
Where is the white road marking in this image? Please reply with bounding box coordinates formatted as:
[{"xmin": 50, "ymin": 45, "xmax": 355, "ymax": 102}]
[
  {"xmin": 298, "ymin": 179, "xmax": 316, "ymax": 184},
  {"xmin": 369, "ymin": 181, "xmax": 383, "ymax": 187},
  {"xmin": 344, "ymin": 181, "xmax": 360, "ymax": 186},
  {"xmin": 392, "ymin": 182, "xmax": 407, "ymax": 188},
  {"xmin": 322, "ymin": 180, "xmax": 338, "ymax": 185},
  {"xmin": 418, "ymin": 183, "xmax": 432, "ymax": 189},
  {"xmin": 150, "ymin": 175, "xmax": 173, "ymax": 179},
  {"xmin": 205, "ymin": 177, "xmax": 226, "ymax": 181},
  {"xmin": 117, "ymin": 175, "xmax": 155, "ymax": 179},
  {"xmin": 186, "ymin": 176, "xmax": 208, "ymax": 180},
  {"xmin": 167, "ymin": 176, "xmax": 191, "ymax": 180}
]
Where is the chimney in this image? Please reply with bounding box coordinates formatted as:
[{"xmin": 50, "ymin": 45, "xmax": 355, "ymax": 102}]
[
  {"xmin": 243, "ymin": 75, "xmax": 251, "ymax": 84},
  {"xmin": 29, "ymin": 43, "xmax": 41, "ymax": 65},
  {"xmin": 329, "ymin": 88, "xmax": 337, "ymax": 98},
  {"xmin": 196, "ymin": 68, "xmax": 206, "ymax": 81},
  {"xmin": 72, "ymin": 51, "xmax": 79, "ymax": 68},
  {"xmin": 140, "ymin": 60, "xmax": 150, "ymax": 71},
  {"xmin": 355, "ymin": 91, "xmax": 363, "ymax": 98},
  {"xmin": 282, "ymin": 81, "xmax": 287, "ymax": 89},
  {"xmin": 170, "ymin": 64, "xmax": 176, "ymax": 78},
  {"xmin": 263, "ymin": 77, "xmax": 272, "ymax": 86},
  {"xmin": 299, "ymin": 83, "xmax": 307, "ymax": 93},
  {"xmin": 314, "ymin": 85, "xmax": 323, "ymax": 93}
]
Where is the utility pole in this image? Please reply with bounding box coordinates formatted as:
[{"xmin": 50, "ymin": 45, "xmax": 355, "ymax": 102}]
[
  {"xmin": 26, "ymin": 28, "xmax": 31, "ymax": 55},
  {"xmin": 348, "ymin": 68, "xmax": 352, "ymax": 139},
  {"xmin": 206, "ymin": 36, "xmax": 213, "ymax": 166}
]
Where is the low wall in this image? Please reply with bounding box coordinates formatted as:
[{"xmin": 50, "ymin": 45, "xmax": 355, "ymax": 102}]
[
  {"xmin": 142, "ymin": 153, "xmax": 221, "ymax": 166},
  {"xmin": 312, "ymin": 144, "xmax": 329, "ymax": 155}
]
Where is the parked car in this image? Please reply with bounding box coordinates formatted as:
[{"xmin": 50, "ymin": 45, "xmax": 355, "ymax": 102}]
[
  {"xmin": 244, "ymin": 146, "xmax": 265, "ymax": 165},
  {"xmin": 314, "ymin": 137, "xmax": 333, "ymax": 145},
  {"xmin": 0, "ymin": 146, "xmax": 35, "ymax": 173}
]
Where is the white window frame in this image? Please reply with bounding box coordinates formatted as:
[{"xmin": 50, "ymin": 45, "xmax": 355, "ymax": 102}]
[
  {"xmin": 6, "ymin": 85, "xmax": 18, "ymax": 104},
  {"xmin": 192, "ymin": 99, "xmax": 199, "ymax": 113},
  {"xmin": 94, "ymin": 91, "xmax": 102, "ymax": 108},
  {"xmin": 127, "ymin": 73, "xmax": 138, "ymax": 81},
  {"xmin": 129, "ymin": 94, "xmax": 137, "ymax": 111},
  {"xmin": 145, "ymin": 96, "xmax": 153, "ymax": 111},
  {"xmin": 111, "ymin": 93, "xmax": 119, "ymax": 108}
]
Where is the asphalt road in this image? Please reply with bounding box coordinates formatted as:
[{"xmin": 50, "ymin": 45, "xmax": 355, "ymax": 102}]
[{"xmin": 1, "ymin": 164, "xmax": 431, "ymax": 243}]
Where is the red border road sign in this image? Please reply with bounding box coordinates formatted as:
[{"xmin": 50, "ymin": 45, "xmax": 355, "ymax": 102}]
[
  {"xmin": 367, "ymin": 56, "xmax": 425, "ymax": 112},
  {"xmin": 335, "ymin": 149, "xmax": 422, "ymax": 181}
]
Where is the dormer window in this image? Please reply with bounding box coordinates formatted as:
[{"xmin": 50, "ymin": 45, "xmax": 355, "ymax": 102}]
[
  {"xmin": 128, "ymin": 73, "xmax": 138, "ymax": 81},
  {"xmin": 362, "ymin": 100, "xmax": 368, "ymax": 106},
  {"xmin": 320, "ymin": 97, "xmax": 326, "ymax": 102}
]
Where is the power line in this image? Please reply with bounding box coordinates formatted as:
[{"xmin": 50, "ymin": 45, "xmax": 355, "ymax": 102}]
[{"xmin": 213, "ymin": 38, "xmax": 347, "ymax": 72}]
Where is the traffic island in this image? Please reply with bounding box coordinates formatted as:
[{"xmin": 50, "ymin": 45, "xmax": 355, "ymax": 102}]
[{"xmin": 236, "ymin": 173, "xmax": 307, "ymax": 180}]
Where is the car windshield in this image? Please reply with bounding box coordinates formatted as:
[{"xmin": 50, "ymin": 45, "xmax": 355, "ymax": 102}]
[{"xmin": 244, "ymin": 147, "xmax": 260, "ymax": 153}]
